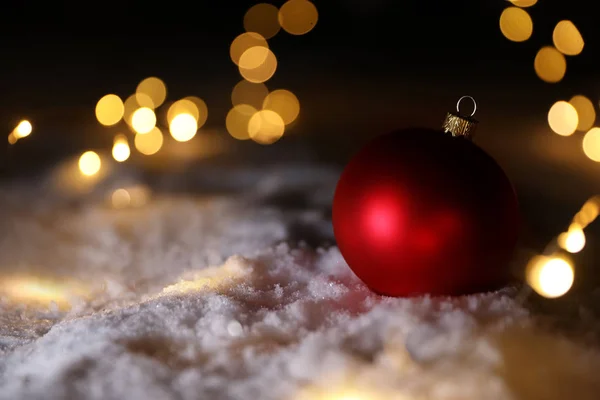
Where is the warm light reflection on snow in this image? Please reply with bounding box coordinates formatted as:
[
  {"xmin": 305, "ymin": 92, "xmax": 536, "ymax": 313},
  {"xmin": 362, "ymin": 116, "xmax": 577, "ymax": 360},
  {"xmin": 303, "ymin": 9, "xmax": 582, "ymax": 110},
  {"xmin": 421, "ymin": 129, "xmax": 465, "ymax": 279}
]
[
  {"xmin": 296, "ymin": 386, "xmax": 383, "ymax": 400},
  {"xmin": 0, "ymin": 276, "xmax": 88, "ymax": 309},
  {"xmin": 160, "ymin": 256, "xmax": 251, "ymax": 295}
]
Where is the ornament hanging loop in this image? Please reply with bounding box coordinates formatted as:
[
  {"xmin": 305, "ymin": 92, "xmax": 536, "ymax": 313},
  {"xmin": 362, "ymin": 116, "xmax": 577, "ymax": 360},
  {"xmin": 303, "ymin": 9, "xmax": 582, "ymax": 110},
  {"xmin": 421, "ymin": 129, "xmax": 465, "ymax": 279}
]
[
  {"xmin": 456, "ymin": 95, "xmax": 477, "ymax": 118},
  {"xmin": 442, "ymin": 95, "xmax": 479, "ymax": 139}
]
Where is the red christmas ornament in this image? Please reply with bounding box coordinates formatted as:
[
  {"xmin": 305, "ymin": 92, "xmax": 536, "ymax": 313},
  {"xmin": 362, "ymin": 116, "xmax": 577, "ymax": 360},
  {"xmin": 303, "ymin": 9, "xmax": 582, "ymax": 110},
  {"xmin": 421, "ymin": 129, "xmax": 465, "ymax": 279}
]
[{"xmin": 332, "ymin": 96, "xmax": 519, "ymax": 297}]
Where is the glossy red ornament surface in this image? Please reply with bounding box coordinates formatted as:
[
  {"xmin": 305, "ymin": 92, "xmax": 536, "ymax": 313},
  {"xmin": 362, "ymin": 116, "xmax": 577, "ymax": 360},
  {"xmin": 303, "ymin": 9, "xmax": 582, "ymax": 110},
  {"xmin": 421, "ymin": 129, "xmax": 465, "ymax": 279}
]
[{"xmin": 332, "ymin": 128, "xmax": 519, "ymax": 297}]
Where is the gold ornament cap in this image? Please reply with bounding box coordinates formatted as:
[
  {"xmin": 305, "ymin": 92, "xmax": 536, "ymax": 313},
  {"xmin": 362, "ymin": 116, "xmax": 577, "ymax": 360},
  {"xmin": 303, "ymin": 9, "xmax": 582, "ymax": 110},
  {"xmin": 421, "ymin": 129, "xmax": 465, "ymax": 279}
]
[{"xmin": 442, "ymin": 95, "xmax": 478, "ymax": 139}]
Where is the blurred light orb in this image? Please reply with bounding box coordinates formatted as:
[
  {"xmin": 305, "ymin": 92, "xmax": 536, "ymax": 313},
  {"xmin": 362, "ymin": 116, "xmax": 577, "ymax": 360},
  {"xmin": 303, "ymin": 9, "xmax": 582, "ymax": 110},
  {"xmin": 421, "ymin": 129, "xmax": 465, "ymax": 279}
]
[
  {"xmin": 170, "ymin": 113, "xmax": 198, "ymax": 142},
  {"xmin": 124, "ymin": 93, "xmax": 153, "ymax": 126},
  {"xmin": 78, "ymin": 151, "xmax": 101, "ymax": 176},
  {"xmin": 263, "ymin": 89, "xmax": 300, "ymax": 125},
  {"xmin": 183, "ymin": 96, "xmax": 208, "ymax": 128},
  {"xmin": 7, "ymin": 132, "xmax": 17, "ymax": 145},
  {"xmin": 131, "ymin": 107, "xmax": 157, "ymax": 134},
  {"xmin": 134, "ymin": 126, "xmax": 164, "ymax": 155},
  {"xmin": 509, "ymin": 0, "xmax": 537, "ymax": 7},
  {"xmin": 232, "ymin": 80, "xmax": 269, "ymax": 109},
  {"xmin": 279, "ymin": 0, "xmax": 318, "ymax": 35},
  {"xmin": 112, "ymin": 135, "xmax": 130, "ymax": 162},
  {"xmin": 230, "ymin": 32, "xmax": 269, "ymax": 66},
  {"xmin": 111, "ymin": 188, "xmax": 131, "ymax": 209},
  {"xmin": 14, "ymin": 120, "xmax": 33, "ymax": 138},
  {"xmin": 134, "ymin": 93, "xmax": 154, "ymax": 109},
  {"xmin": 239, "ymin": 47, "xmax": 278, "ymax": 83},
  {"xmin": 582, "ymin": 127, "xmax": 600, "ymax": 162},
  {"xmin": 110, "ymin": 186, "xmax": 151, "ymax": 209},
  {"xmin": 534, "ymin": 46, "xmax": 567, "ymax": 83},
  {"xmin": 226, "ymin": 104, "xmax": 258, "ymax": 140},
  {"xmin": 248, "ymin": 110, "xmax": 285, "ymax": 144},
  {"xmin": 553, "ymin": 20, "xmax": 584, "ymax": 56},
  {"xmin": 244, "ymin": 3, "xmax": 281, "ymax": 39},
  {"xmin": 136, "ymin": 77, "xmax": 167, "ymax": 109},
  {"xmin": 238, "ymin": 45, "xmax": 270, "ymax": 70},
  {"xmin": 499, "ymin": 7, "xmax": 533, "ymax": 42},
  {"xmin": 575, "ymin": 198, "xmax": 600, "ymax": 227},
  {"xmin": 569, "ymin": 95, "xmax": 595, "ymax": 132},
  {"xmin": 128, "ymin": 185, "xmax": 151, "ymax": 207},
  {"xmin": 526, "ymin": 255, "xmax": 574, "ymax": 299},
  {"xmin": 548, "ymin": 101, "xmax": 578, "ymax": 136},
  {"xmin": 95, "ymin": 94, "xmax": 124, "ymax": 126},
  {"xmin": 562, "ymin": 226, "xmax": 586, "ymax": 253},
  {"xmin": 167, "ymin": 99, "xmax": 203, "ymax": 125},
  {"xmin": 537, "ymin": 258, "xmax": 574, "ymax": 298}
]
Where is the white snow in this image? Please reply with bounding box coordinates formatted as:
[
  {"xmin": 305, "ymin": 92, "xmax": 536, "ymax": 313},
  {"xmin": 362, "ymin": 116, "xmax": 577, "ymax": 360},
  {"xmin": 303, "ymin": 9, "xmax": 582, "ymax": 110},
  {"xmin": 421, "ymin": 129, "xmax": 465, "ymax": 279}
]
[{"xmin": 0, "ymin": 163, "xmax": 599, "ymax": 400}]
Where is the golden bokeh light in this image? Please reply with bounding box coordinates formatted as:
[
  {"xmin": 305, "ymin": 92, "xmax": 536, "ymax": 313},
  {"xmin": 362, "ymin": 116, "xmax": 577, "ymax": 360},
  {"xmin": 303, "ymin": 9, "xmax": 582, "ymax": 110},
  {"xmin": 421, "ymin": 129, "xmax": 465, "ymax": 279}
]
[
  {"xmin": 128, "ymin": 185, "xmax": 151, "ymax": 207},
  {"xmin": 548, "ymin": 101, "xmax": 578, "ymax": 136},
  {"xmin": 14, "ymin": 120, "xmax": 33, "ymax": 138},
  {"xmin": 582, "ymin": 127, "xmax": 600, "ymax": 162},
  {"xmin": 112, "ymin": 188, "xmax": 131, "ymax": 209},
  {"xmin": 558, "ymin": 224, "xmax": 586, "ymax": 253},
  {"xmin": 52, "ymin": 155, "xmax": 111, "ymax": 196},
  {"xmin": 569, "ymin": 95, "xmax": 595, "ymax": 132},
  {"xmin": 230, "ymin": 32, "xmax": 269, "ymax": 66},
  {"xmin": 526, "ymin": 255, "xmax": 574, "ymax": 299},
  {"xmin": 244, "ymin": 3, "xmax": 281, "ymax": 39},
  {"xmin": 112, "ymin": 134, "xmax": 130, "ymax": 162},
  {"xmin": 279, "ymin": 0, "xmax": 318, "ymax": 35},
  {"xmin": 78, "ymin": 151, "xmax": 101, "ymax": 176},
  {"xmin": 534, "ymin": 46, "xmax": 567, "ymax": 83},
  {"xmin": 226, "ymin": 104, "xmax": 258, "ymax": 140},
  {"xmin": 136, "ymin": 77, "xmax": 167, "ymax": 109},
  {"xmin": 263, "ymin": 89, "xmax": 300, "ymax": 125},
  {"xmin": 134, "ymin": 126, "xmax": 164, "ymax": 155},
  {"xmin": 183, "ymin": 96, "xmax": 208, "ymax": 128},
  {"xmin": 238, "ymin": 45, "xmax": 270, "ymax": 70},
  {"xmin": 170, "ymin": 113, "xmax": 198, "ymax": 142},
  {"xmin": 110, "ymin": 185, "xmax": 151, "ymax": 209},
  {"xmin": 124, "ymin": 93, "xmax": 153, "ymax": 125},
  {"xmin": 553, "ymin": 20, "xmax": 584, "ymax": 56},
  {"xmin": 248, "ymin": 110, "xmax": 285, "ymax": 144},
  {"xmin": 232, "ymin": 80, "xmax": 269, "ymax": 109},
  {"xmin": 167, "ymin": 98, "xmax": 205, "ymax": 126},
  {"xmin": 574, "ymin": 198, "xmax": 600, "ymax": 227},
  {"xmin": 499, "ymin": 7, "xmax": 533, "ymax": 42},
  {"xmin": 135, "ymin": 96, "xmax": 154, "ymax": 109},
  {"xmin": 131, "ymin": 107, "xmax": 157, "ymax": 134},
  {"xmin": 509, "ymin": 0, "xmax": 537, "ymax": 7},
  {"xmin": 7, "ymin": 132, "xmax": 17, "ymax": 145},
  {"xmin": 95, "ymin": 94, "xmax": 124, "ymax": 126},
  {"xmin": 239, "ymin": 47, "xmax": 278, "ymax": 83}
]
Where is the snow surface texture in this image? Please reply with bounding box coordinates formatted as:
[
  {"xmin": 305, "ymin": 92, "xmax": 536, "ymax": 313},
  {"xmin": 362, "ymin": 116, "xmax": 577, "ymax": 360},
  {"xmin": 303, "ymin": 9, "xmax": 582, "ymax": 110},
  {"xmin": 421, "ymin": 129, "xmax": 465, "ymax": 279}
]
[{"xmin": 0, "ymin": 163, "xmax": 600, "ymax": 400}]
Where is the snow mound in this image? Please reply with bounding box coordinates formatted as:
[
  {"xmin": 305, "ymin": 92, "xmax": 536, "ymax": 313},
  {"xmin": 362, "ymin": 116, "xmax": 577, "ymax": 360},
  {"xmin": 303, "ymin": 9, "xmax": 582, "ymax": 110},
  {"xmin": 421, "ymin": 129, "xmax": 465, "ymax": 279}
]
[{"xmin": 0, "ymin": 165, "xmax": 599, "ymax": 400}]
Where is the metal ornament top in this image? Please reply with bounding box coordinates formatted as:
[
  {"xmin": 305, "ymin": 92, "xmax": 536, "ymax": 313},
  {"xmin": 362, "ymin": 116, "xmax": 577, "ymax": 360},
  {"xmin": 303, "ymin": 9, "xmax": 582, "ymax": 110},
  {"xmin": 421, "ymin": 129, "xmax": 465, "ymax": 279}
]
[{"xmin": 442, "ymin": 95, "xmax": 478, "ymax": 139}]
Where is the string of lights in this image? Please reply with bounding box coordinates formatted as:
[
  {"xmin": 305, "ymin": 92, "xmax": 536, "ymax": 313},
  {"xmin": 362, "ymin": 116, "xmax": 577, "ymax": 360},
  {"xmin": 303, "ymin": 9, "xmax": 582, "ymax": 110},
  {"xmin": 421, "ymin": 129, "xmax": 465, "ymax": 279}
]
[{"xmin": 500, "ymin": 0, "xmax": 596, "ymax": 299}]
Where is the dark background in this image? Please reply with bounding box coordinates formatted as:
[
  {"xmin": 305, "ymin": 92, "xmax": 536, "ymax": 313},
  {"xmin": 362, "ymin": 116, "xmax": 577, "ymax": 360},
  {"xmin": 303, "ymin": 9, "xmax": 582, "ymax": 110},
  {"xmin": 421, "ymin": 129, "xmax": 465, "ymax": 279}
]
[{"xmin": 1, "ymin": 0, "xmax": 600, "ymax": 303}]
